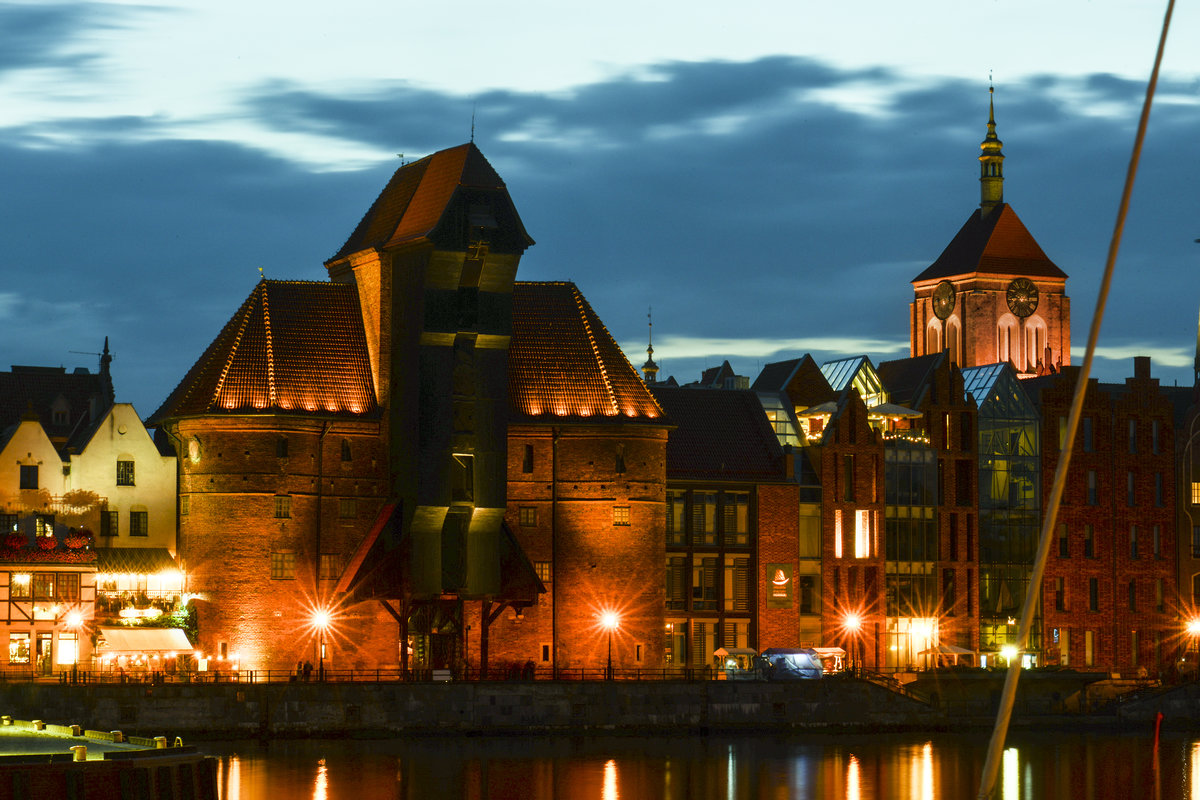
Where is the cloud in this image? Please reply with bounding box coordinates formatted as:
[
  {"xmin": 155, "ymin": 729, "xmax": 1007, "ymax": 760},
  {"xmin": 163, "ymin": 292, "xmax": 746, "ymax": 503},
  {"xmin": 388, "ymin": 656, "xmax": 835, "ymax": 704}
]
[{"xmin": 2, "ymin": 57, "xmax": 1198, "ymax": 412}]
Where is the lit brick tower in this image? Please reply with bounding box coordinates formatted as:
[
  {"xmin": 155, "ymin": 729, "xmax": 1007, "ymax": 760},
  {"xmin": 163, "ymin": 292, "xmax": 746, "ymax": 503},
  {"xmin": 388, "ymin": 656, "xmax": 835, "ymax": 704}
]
[{"xmin": 911, "ymin": 88, "xmax": 1070, "ymax": 377}]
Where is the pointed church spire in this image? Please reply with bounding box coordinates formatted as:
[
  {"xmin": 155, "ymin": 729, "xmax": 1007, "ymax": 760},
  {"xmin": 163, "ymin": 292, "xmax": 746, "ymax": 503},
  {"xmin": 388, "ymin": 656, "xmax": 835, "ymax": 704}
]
[
  {"xmin": 641, "ymin": 307, "xmax": 659, "ymax": 384},
  {"xmin": 979, "ymin": 83, "xmax": 1005, "ymax": 217}
]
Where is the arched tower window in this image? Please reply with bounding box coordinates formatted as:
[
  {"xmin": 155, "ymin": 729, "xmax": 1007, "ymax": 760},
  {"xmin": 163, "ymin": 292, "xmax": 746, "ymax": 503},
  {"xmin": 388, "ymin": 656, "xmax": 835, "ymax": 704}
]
[
  {"xmin": 997, "ymin": 314, "xmax": 1019, "ymax": 368},
  {"xmin": 926, "ymin": 320, "xmax": 942, "ymax": 356},
  {"xmin": 946, "ymin": 318, "xmax": 962, "ymax": 366},
  {"xmin": 1023, "ymin": 316, "xmax": 1048, "ymax": 374}
]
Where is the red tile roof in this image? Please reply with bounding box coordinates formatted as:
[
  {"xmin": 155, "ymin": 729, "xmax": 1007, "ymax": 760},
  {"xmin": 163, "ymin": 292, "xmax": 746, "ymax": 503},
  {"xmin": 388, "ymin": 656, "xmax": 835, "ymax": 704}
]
[
  {"xmin": 508, "ymin": 282, "xmax": 664, "ymax": 423},
  {"xmin": 912, "ymin": 203, "xmax": 1067, "ymax": 283},
  {"xmin": 149, "ymin": 280, "xmax": 377, "ymax": 422},
  {"xmin": 328, "ymin": 142, "xmax": 533, "ymax": 261}
]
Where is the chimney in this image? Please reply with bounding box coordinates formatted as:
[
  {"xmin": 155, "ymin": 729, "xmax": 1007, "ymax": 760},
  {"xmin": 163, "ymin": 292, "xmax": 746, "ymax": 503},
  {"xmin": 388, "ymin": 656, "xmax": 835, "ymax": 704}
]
[
  {"xmin": 783, "ymin": 444, "xmax": 795, "ymax": 480},
  {"xmin": 1134, "ymin": 356, "xmax": 1151, "ymax": 381}
]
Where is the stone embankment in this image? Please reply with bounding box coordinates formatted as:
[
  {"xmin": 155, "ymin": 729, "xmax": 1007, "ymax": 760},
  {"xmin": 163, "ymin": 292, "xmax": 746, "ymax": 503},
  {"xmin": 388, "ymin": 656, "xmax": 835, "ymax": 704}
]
[{"xmin": 0, "ymin": 671, "xmax": 1185, "ymax": 740}]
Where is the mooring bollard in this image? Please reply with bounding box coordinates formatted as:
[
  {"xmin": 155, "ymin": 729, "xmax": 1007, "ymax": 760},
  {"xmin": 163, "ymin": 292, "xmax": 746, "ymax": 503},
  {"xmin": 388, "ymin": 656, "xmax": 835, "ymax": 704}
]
[
  {"xmin": 32, "ymin": 720, "xmax": 45, "ymax": 731},
  {"xmin": 71, "ymin": 745, "xmax": 87, "ymax": 762},
  {"xmin": 110, "ymin": 730, "xmax": 124, "ymax": 743},
  {"xmin": 155, "ymin": 736, "xmax": 168, "ymax": 749}
]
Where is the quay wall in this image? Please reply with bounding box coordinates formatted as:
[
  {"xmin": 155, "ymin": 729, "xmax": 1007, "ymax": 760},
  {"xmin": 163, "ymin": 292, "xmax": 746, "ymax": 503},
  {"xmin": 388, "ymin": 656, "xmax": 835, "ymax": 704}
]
[{"xmin": 0, "ymin": 673, "xmax": 1168, "ymax": 740}]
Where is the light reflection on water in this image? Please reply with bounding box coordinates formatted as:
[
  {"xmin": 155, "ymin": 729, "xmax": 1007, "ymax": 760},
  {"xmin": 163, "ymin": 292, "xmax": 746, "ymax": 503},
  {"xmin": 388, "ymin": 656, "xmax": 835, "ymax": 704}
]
[{"xmin": 197, "ymin": 731, "xmax": 1200, "ymax": 799}]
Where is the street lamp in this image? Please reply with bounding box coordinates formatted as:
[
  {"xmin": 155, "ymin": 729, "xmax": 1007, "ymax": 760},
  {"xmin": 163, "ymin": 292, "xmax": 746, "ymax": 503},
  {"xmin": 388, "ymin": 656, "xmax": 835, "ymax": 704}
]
[
  {"xmin": 843, "ymin": 612, "xmax": 862, "ymax": 674},
  {"xmin": 65, "ymin": 610, "xmax": 84, "ymax": 683},
  {"xmin": 313, "ymin": 609, "xmax": 331, "ymax": 682},
  {"xmin": 600, "ymin": 610, "xmax": 620, "ymax": 680}
]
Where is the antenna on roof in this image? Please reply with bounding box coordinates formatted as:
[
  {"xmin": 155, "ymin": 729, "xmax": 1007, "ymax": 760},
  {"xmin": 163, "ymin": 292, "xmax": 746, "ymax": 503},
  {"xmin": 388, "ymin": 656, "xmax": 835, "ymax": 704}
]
[
  {"xmin": 258, "ymin": 266, "xmax": 265, "ymax": 279},
  {"xmin": 397, "ymin": 153, "xmax": 406, "ymax": 166},
  {"xmin": 471, "ymin": 102, "xmax": 476, "ymax": 143}
]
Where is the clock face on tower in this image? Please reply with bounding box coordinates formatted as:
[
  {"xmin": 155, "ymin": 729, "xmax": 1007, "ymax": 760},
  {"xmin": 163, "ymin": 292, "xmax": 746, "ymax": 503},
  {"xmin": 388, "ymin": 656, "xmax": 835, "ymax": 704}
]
[
  {"xmin": 932, "ymin": 281, "xmax": 956, "ymax": 320},
  {"xmin": 1006, "ymin": 278, "xmax": 1039, "ymax": 318}
]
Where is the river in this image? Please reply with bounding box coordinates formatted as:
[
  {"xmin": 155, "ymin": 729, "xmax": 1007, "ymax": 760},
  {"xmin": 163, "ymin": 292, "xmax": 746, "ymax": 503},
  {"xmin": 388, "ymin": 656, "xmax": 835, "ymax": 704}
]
[{"xmin": 197, "ymin": 728, "xmax": 1197, "ymax": 799}]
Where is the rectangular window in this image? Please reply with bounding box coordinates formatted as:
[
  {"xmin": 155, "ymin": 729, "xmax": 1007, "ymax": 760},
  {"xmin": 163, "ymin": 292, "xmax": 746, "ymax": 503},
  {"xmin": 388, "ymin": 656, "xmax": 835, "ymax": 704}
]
[
  {"xmin": 19, "ymin": 465, "xmax": 37, "ymax": 490},
  {"xmin": 665, "ymin": 557, "xmax": 686, "ymax": 610},
  {"xmin": 1055, "ymin": 577, "xmax": 1066, "ymax": 611},
  {"xmin": 129, "ymin": 511, "xmax": 148, "ymax": 537},
  {"xmin": 338, "ymin": 498, "xmax": 356, "ymax": 519},
  {"xmin": 1127, "ymin": 472, "xmax": 1136, "ymax": 507},
  {"xmin": 843, "ymin": 455, "xmax": 855, "ymax": 502},
  {"xmin": 116, "ymin": 459, "xmax": 135, "ymax": 486},
  {"xmin": 1058, "ymin": 416, "xmax": 1067, "ymax": 451},
  {"xmin": 1086, "ymin": 471, "xmax": 1097, "ymax": 506},
  {"xmin": 834, "ymin": 509, "xmax": 843, "ymax": 559},
  {"xmin": 960, "ymin": 414, "xmax": 973, "ymax": 452},
  {"xmin": 522, "ymin": 444, "xmax": 533, "ymax": 474},
  {"xmin": 612, "ymin": 505, "xmax": 630, "ymax": 526},
  {"xmin": 949, "ymin": 514, "xmax": 959, "ymax": 561},
  {"xmin": 519, "ymin": 506, "xmax": 537, "ymax": 527},
  {"xmin": 799, "ymin": 574, "xmax": 816, "ymax": 615},
  {"xmin": 535, "ymin": 561, "xmax": 552, "ymax": 583},
  {"xmin": 691, "ymin": 557, "xmax": 717, "ymax": 611},
  {"xmin": 57, "ymin": 572, "xmax": 80, "ymax": 601},
  {"xmin": 1193, "ymin": 482, "xmax": 1200, "ymax": 505},
  {"xmin": 100, "ymin": 510, "xmax": 119, "ymax": 537},
  {"xmin": 341, "ymin": 439, "xmax": 352, "ymax": 462},
  {"xmin": 1156, "ymin": 579, "xmax": 1165, "ymax": 612},
  {"xmin": 319, "ymin": 553, "xmax": 341, "ymax": 581},
  {"xmin": 666, "ymin": 491, "xmax": 686, "ymax": 546},
  {"xmin": 1058, "ymin": 523, "xmax": 1069, "ymax": 558},
  {"xmin": 854, "ymin": 509, "xmax": 870, "ymax": 559},
  {"xmin": 1130, "ymin": 525, "xmax": 1139, "ymax": 560},
  {"xmin": 1084, "ymin": 525, "xmax": 1095, "ymax": 559},
  {"xmin": 180, "ymin": 495, "xmax": 189, "ymax": 516},
  {"xmin": 691, "ymin": 492, "xmax": 716, "ymax": 545},
  {"xmin": 1152, "ymin": 420, "xmax": 1161, "ymax": 454},
  {"xmin": 270, "ymin": 551, "xmax": 295, "ymax": 580},
  {"xmin": 0, "ymin": 514, "xmax": 16, "ymax": 534},
  {"xmin": 35, "ymin": 514, "xmax": 54, "ymax": 538},
  {"xmin": 1083, "ymin": 417, "xmax": 1094, "ymax": 452},
  {"xmin": 942, "ymin": 569, "xmax": 956, "ymax": 616},
  {"xmin": 1128, "ymin": 419, "xmax": 1137, "ymax": 454},
  {"xmin": 1128, "ymin": 580, "xmax": 1137, "ymax": 612},
  {"xmin": 33, "ymin": 573, "xmax": 54, "ymax": 600},
  {"xmin": 1085, "ymin": 630, "xmax": 1094, "ymax": 667},
  {"xmin": 723, "ymin": 556, "xmax": 750, "ymax": 612},
  {"xmin": 8, "ymin": 633, "xmax": 30, "ymax": 665},
  {"xmin": 722, "ymin": 492, "xmax": 749, "ymax": 546},
  {"xmin": 1088, "ymin": 578, "xmax": 1098, "ymax": 612},
  {"xmin": 9, "ymin": 573, "xmax": 31, "ymax": 600},
  {"xmin": 274, "ymin": 495, "xmax": 291, "ymax": 519},
  {"xmin": 1155, "ymin": 474, "xmax": 1164, "ymax": 507},
  {"xmin": 276, "ymin": 437, "xmax": 289, "ymax": 459},
  {"xmin": 1193, "ymin": 527, "xmax": 1200, "ymax": 559}
]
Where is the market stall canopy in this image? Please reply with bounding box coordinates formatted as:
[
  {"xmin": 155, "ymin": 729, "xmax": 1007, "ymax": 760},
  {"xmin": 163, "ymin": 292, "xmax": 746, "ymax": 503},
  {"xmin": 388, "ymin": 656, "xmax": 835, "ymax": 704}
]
[{"xmin": 96, "ymin": 627, "xmax": 192, "ymax": 653}]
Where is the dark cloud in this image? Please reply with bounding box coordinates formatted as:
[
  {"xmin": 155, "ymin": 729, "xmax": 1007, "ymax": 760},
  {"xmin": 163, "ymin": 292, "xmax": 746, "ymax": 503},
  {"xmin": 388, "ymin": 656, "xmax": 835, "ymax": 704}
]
[
  {"xmin": 2, "ymin": 56, "xmax": 1198, "ymax": 414},
  {"xmin": 0, "ymin": 2, "xmax": 127, "ymax": 73}
]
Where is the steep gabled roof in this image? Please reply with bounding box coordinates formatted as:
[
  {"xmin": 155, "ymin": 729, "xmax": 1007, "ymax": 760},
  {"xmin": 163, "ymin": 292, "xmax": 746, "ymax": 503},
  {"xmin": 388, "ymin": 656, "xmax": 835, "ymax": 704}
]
[
  {"xmin": 878, "ymin": 352, "xmax": 946, "ymax": 408},
  {"xmin": 508, "ymin": 282, "xmax": 664, "ymax": 424},
  {"xmin": 0, "ymin": 365, "xmax": 111, "ymax": 450},
  {"xmin": 149, "ymin": 280, "xmax": 377, "ymax": 423},
  {"xmin": 912, "ymin": 204, "xmax": 1067, "ymax": 283},
  {"xmin": 328, "ymin": 142, "xmax": 533, "ymax": 261},
  {"xmin": 650, "ymin": 386, "xmax": 786, "ymax": 481}
]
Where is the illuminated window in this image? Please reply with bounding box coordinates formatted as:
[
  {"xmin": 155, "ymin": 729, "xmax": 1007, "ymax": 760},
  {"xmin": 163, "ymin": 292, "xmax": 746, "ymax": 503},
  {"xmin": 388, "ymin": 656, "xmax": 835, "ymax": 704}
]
[
  {"xmin": 180, "ymin": 495, "xmax": 189, "ymax": 516},
  {"xmin": 1192, "ymin": 483, "xmax": 1200, "ymax": 505},
  {"xmin": 56, "ymin": 632, "xmax": 77, "ymax": 667},
  {"xmin": 19, "ymin": 465, "xmax": 37, "ymax": 490},
  {"xmin": 535, "ymin": 561, "xmax": 552, "ymax": 583},
  {"xmin": 339, "ymin": 498, "xmax": 356, "ymax": 519},
  {"xmin": 35, "ymin": 515, "xmax": 54, "ymax": 538},
  {"xmin": 319, "ymin": 553, "xmax": 342, "ymax": 581},
  {"xmin": 100, "ymin": 510, "xmax": 118, "ymax": 537},
  {"xmin": 270, "ymin": 551, "xmax": 295, "ymax": 580},
  {"xmin": 57, "ymin": 573, "xmax": 79, "ymax": 601},
  {"xmin": 691, "ymin": 558, "xmax": 717, "ymax": 610},
  {"xmin": 129, "ymin": 511, "xmax": 148, "ymax": 537},
  {"xmin": 274, "ymin": 495, "xmax": 291, "ymax": 519},
  {"xmin": 33, "ymin": 573, "xmax": 54, "ymax": 600},
  {"xmin": 834, "ymin": 509, "xmax": 843, "ymax": 559},
  {"xmin": 8, "ymin": 633, "xmax": 29, "ymax": 665},
  {"xmin": 665, "ymin": 557, "xmax": 685, "ymax": 610},
  {"xmin": 116, "ymin": 460, "xmax": 135, "ymax": 486},
  {"xmin": 9, "ymin": 574, "xmax": 31, "ymax": 600},
  {"xmin": 722, "ymin": 492, "xmax": 749, "ymax": 546},
  {"xmin": 519, "ymin": 507, "xmax": 537, "ymax": 527},
  {"xmin": 723, "ymin": 556, "xmax": 750, "ymax": 612},
  {"xmin": 666, "ymin": 491, "xmax": 686, "ymax": 546},
  {"xmin": 854, "ymin": 509, "xmax": 869, "ymax": 559},
  {"xmin": 691, "ymin": 492, "xmax": 716, "ymax": 544},
  {"xmin": 612, "ymin": 505, "xmax": 630, "ymax": 526}
]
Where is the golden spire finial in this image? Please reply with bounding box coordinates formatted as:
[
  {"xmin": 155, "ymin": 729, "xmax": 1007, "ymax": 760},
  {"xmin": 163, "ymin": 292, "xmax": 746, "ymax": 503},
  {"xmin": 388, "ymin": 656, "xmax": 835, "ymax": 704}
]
[{"xmin": 979, "ymin": 79, "xmax": 1005, "ymax": 215}]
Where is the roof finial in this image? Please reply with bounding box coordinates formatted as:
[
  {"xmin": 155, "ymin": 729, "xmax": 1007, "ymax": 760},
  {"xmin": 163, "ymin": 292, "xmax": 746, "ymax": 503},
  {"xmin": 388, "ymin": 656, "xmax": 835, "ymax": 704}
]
[
  {"xmin": 471, "ymin": 103, "xmax": 476, "ymax": 143},
  {"xmin": 258, "ymin": 266, "xmax": 265, "ymax": 279},
  {"xmin": 641, "ymin": 306, "xmax": 659, "ymax": 384},
  {"xmin": 979, "ymin": 77, "xmax": 1005, "ymax": 216}
]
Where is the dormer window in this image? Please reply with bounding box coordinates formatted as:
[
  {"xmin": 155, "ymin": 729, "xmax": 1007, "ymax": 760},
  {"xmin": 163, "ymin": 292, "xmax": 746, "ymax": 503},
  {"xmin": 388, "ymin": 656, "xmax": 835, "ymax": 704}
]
[{"xmin": 116, "ymin": 460, "xmax": 135, "ymax": 486}]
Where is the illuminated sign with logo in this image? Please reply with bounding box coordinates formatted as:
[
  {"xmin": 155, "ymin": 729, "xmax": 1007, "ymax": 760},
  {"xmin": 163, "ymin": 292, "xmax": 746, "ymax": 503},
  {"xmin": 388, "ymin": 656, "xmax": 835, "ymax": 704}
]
[{"xmin": 766, "ymin": 563, "xmax": 792, "ymax": 608}]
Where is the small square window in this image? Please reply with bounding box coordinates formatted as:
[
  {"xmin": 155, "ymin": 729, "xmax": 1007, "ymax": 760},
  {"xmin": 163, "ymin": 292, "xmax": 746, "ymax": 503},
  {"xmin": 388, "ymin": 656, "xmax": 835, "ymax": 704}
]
[
  {"xmin": 100, "ymin": 510, "xmax": 119, "ymax": 536},
  {"xmin": 319, "ymin": 553, "xmax": 342, "ymax": 581},
  {"xmin": 271, "ymin": 551, "xmax": 295, "ymax": 580},
  {"xmin": 535, "ymin": 561, "xmax": 552, "ymax": 583},
  {"xmin": 116, "ymin": 460, "xmax": 135, "ymax": 486},
  {"xmin": 519, "ymin": 507, "xmax": 537, "ymax": 527},
  {"xmin": 275, "ymin": 495, "xmax": 291, "ymax": 519},
  {"xmin": 35, "ymin": 515, "xmax": 55, "ymax": 538},
  {"xmin": 613, "ymin": 505, "xmax": 631, "ymax": 526},
  {"xmin": 339, "ymin": 498, "xmax": 356, "ymax": 519},
  {"xmin": 179, "ymin": 495, "xmax": 189, "ymax": 516},
  {"xmin": 129, "ymin": 511, "xmax": 148, "ymax": 537}
]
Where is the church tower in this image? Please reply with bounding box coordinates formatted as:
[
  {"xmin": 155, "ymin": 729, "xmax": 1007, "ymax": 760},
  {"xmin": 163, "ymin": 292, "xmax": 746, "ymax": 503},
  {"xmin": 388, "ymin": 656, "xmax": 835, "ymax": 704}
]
[{"xmin": 910, "ymin": 88, "xmax": 1070, "ymax": 376}]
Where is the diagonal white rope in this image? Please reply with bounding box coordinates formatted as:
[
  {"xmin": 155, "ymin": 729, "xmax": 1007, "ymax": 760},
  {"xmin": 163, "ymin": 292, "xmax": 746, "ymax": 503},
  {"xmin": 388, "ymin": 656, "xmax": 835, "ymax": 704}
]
[{"xmin": 975, "ymin": 2, "xmax": 1175, "ymax": 797}]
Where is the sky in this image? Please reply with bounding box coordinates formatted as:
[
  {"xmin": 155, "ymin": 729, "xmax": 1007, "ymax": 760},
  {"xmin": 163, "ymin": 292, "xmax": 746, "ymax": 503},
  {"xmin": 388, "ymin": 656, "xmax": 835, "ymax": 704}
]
[{"xmin": 2, "ymin": 1, "xmax": 1199, "ymax": 417}]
